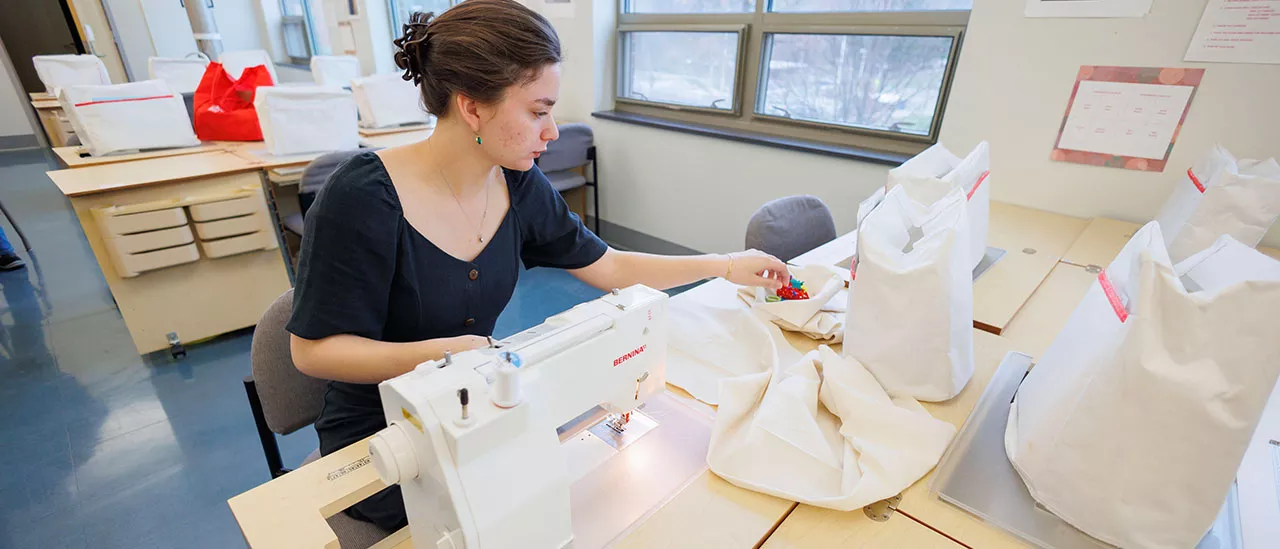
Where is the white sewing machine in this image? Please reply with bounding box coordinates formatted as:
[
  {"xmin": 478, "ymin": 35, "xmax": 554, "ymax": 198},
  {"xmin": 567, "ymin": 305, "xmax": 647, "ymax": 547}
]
[{"xmin": 368, "ymin": 285, "xmax": 673, "ymax": 549}]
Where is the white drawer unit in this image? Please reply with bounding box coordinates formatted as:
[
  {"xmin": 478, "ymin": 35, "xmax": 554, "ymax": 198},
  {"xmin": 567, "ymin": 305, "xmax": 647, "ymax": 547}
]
[
  {"xmin": 199, "ymin": 231, "xmax": 277, "ymax": 259},
  {"xmin": 188, "ymin": 196, "xmax": 258, "ymax": 222},
  {"xmin": 100, "ymin": 206, "xmax": 188, "ymax": 236},
  {"xmin": 108, "ymin": 225, "xmax": 195, "ymax": 255},
  {"xmin": 193, "ymin": 212, "xmax": 267, "ymax": 240}
]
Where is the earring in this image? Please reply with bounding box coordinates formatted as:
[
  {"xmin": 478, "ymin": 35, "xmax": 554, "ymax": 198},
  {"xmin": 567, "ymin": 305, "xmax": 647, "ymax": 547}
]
[{"xmin": 475, "ymin": 135, "xmax": 482, "ymax": 145}]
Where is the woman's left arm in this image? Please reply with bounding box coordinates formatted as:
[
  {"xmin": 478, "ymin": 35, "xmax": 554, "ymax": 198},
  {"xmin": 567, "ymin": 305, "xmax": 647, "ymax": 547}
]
[{"xmin": 570, "ymin": 248, "xmax": 788, "ymax": 291}]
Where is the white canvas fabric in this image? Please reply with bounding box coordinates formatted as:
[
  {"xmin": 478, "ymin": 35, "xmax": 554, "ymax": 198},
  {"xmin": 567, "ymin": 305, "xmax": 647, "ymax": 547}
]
[
  {"xmin": 666, "ymin": 281, "xmax": 801, "ymax": 406},
  {"xmin": 254, "ymin": 86, "xmax": 359, "ymax": 156},
  {"xmin": 310, "ymin": 55, "xmax": 361, "ymax": 87},
  {"xmin": 147, "ymin": 56, "xmax": 209, "ymax": 94},
  {"xmin": 218, "ymin": 50, "xmax": 278, "ymax": 83},
  {"xmin": 1154, "ymin": 145, "xmax": 1280, "ymax": 263},
  {"xmin": 737, "ymin": 264, "xmax": 847, "ymax": 343},
  {"xmin": 1006, "ymin": 223, "xmax": 1280, "ymax": 549},
  {"xmin": 844, "ymin": 185, "xmax": 974, "ymax": 402},
  {"xmin": 57, "ymin": 80, "xmax": 198, "ymax": 157},
  {"xmin": 352, "ymin": 73, "xmax": 431, "ymax": 128},
  {"xmin": 708, "ymin": 346, "xmax": 956, "ymax": 511},
  {"xmin": 32, "ymin": 54, "xmax": 110, "ymax": 94},
  {"xmin": 887, "ymin": 141, "xmax": 990, "ymax": 269}
]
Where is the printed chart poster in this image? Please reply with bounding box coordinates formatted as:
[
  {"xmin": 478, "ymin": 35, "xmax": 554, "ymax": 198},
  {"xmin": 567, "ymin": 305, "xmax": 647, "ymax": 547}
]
[{"xmin": 1051, "ymin": 66, "xmax": 1205, "ymax": 172}]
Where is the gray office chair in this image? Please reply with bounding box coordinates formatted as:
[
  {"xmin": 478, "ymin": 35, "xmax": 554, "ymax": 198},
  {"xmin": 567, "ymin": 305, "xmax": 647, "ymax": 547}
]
[
  {"xmin": 181, "ymin": 92, "xmax": 196, "ymax": 126},
  {"xmin": 745, "ymin": 195, "xmax": 838, "ymax": 262},
  {"xmin": 537, "ymin": 123, "xmax": 600, "ymax": 235},
  {"xmin": 243, "ymin": 290, "xmax": 392, "ymax": 548},
  {"xmin": 283, "ymin": 148, "xmax": 369, "ymax": 236}
]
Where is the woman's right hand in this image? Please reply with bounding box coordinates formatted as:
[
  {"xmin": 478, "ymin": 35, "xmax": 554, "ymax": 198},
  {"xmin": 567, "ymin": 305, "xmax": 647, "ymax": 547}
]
[{"xmin": 440, "ymin": 334, "xmax": 491, "ymax": 356}]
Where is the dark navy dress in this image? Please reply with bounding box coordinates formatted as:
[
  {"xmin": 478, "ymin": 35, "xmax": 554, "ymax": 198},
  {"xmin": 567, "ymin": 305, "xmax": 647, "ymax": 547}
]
[{"xmin": 286, "ymin": 152, "xmax": 607, "ymax": 530}]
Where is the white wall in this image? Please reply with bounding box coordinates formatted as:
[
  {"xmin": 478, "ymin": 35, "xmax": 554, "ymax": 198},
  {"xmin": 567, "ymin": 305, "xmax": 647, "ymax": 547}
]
[
  {"xmin": 940, "ymin": 1, "xmax": 1280, "ymax": 246},
  {"xmin": 0, "ymin": 38, "xmax": 36, "ymax": 138},
  {"xmin": 543, "ymin": 0, "xmax": 1280, "ymax": 253}
]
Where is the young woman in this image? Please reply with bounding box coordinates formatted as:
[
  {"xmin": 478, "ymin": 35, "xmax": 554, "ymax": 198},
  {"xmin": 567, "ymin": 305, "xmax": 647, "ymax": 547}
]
[{"xmin": 287, "ymin": 0, "xmax": 787, "ymax": 529}]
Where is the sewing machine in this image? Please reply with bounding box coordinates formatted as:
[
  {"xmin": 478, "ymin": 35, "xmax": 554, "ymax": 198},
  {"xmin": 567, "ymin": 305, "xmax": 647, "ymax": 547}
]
[{"xmin": 368, "ymin": 285, "xmax": 682, "ymax": 549}]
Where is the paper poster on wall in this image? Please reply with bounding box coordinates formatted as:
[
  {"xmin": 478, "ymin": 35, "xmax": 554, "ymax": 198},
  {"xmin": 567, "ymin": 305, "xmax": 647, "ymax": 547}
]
[
  {"xmin": 1050, "ymin": 66, "xmax": 1205, "ymax": 172},
  {"xmin": 1185, "ymin": 0, "xmax": 1280, "ymax": 64},
  {"xmin": 1025, "ymin": 0, "xmax": 1153, "ymax": 18}
]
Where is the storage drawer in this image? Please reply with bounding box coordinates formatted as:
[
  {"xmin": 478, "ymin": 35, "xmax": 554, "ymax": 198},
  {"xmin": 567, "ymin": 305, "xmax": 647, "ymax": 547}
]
[
  {"xmin": 194, "ymin": 212, "xmax": 264, "ymax": 240},
  {"xmin": 101, "ymin": 207, "xmax": 188, "ymax": 236},
  {"xmin": 116, "ymin": 243, "xmax": 200, "ymax": 278},
  {"xmin": 189, "ymin": 196, "xmax": 258, "ymax": 222},
  {"xmin": 199, "ymin": 231, "xmax": 276, "ymax": 259},
  {"xmin": 109, "ymin": 225, "xmax": 194, "ymax": 254}
]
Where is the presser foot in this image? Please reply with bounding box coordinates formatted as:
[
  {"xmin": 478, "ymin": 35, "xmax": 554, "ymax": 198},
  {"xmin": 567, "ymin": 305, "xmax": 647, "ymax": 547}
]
[{"xmin": 588, "ymin": 410, "xmax": 659, "ymax": 452}]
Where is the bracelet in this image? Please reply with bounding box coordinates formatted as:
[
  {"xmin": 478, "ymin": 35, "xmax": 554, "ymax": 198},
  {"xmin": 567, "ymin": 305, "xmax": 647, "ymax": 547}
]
[{"xmin": 724, "ymin": 253, "xmax": 734, "ymax": 279}]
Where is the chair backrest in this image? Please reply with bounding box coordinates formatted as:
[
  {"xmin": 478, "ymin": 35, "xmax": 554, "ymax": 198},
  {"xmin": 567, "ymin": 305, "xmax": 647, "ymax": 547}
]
[
  {"xmin": 538, "ymin": 123, "xmax": 593, "ymax": 173},
  {"xmin": 181, "ymin": 92, "xmax": 196, "ymax": 126},
  {"xmin": 745, "ymin": 195, "xmax": 838, "ymax": 262},
  {"xmin": 299, "ymin": 148, "xmax": 369, "ymax": 209},
  {"xmin": 219, "ymin": 49, "xmax": 279, "ymax": 84},
  {"xmin": 251, "ymin": 289, "xmax": 327, "ymax": 435}
]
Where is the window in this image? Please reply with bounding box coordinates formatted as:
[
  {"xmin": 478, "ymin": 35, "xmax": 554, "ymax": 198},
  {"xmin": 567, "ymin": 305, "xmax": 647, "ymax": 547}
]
[
  {"xmin": 280, "ymin": 0, "xmax": 330, "ymax": 63},
  {"xmin": 613, "ymin": 1, "xmax": 970, "ymax": 155},
  {"xmin": 389, "ymin": 0, "xmax": 455, "ymax": 33}
]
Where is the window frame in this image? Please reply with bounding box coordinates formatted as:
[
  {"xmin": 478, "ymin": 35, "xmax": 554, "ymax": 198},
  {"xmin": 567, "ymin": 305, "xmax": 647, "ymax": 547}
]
[
  {"xmin": 279, "ymin": 0, "xmax": 320, "ymax": 63},
  {"xmin": 388, "ymin": 0, "xmax": 460, "ymax": 35},
  {"xmin": 615, "ymin": 24, "xmax": 750, "ymax": 116},
  {"xmin": 613, "ymin": 5, "xmax": 970, "ymax": 155}
]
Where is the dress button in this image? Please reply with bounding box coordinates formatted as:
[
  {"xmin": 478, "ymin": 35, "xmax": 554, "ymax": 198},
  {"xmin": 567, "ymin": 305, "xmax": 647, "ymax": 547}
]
[
  {"xmin": 469, "ymin": 269, "xmax": 479, "ymax": 281},
  {"xmin": 464, "ymin": 318, "xmax": 476, "ymax": 327}
]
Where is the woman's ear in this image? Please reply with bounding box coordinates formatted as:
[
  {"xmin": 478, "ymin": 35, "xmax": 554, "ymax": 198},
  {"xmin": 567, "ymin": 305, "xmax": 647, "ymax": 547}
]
[{"xmin": 455, "ymin": 93, "xmax": 482, "ymax": 134}]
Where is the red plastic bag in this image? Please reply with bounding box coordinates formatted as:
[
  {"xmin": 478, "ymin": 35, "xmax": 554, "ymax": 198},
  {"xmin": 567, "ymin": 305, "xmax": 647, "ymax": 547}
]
[{"xmin": 192, "ymin": 62, "xmax": 274, "ymax": 141}]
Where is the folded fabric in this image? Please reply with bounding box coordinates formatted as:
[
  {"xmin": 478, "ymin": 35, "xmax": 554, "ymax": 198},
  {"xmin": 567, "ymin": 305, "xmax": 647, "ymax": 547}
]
[
  {"xmin": 737, "ymin": 264, "xmax": 847, "ymax": 342},
  {"xmin": 667, "ymin": 280, "xmax": 801, "ymax": 405},
  {"xmin": 709, "ymin": 346, "xmax": 956, "ymax": 511}
]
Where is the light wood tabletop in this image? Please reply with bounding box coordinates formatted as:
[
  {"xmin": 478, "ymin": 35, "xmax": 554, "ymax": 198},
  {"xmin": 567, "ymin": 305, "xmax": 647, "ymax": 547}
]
[
  {"xmin": 361, "ymin": 128, "xmax": 432, "ymax": 149},
  {"xmin": 972, "ymin": 202, "xmax": 1088, "ymax": 334},
  {"xmin": 358, "ymin": 124, "xmax": 432, "ymax": 137},
  {"xmin": 31, "ymin": 98, "xmax": 61, "ymax": 109},
  {"xmin": 47, "ymin": 151, "xmax": 261, "ymax": 197},
  {"xmin": 998, "ymin": 262, "xmax": 1096, "ymax": 360},
  {"xmin": 52, "ymin": 143, "xmax": 225, "ymax": 168}
]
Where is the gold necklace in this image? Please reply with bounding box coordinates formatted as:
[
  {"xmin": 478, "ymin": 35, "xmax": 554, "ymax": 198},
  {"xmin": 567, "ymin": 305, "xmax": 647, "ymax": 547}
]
[{"xmin": 430, "ymin": 140, "xmax": 490, "ymax": 243}]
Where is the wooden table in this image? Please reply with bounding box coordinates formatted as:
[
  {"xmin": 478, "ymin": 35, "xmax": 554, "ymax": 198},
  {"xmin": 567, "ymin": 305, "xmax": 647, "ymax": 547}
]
[
  {"xmin": 52, "ymin": 143, "xmax": 226, "ymax": 168},
  {"xmin": 358, "ymin": 124, "xmax": 432, "ymax": 137},
  {"xmin": 360, "ymin": 128, "xmax": 432, "ymax": 149},
  {"xmin": 32, "ymin": 98, "xmax": 73, "ymax": 148},
  {"xmin": 47, "ymin": 151, "xmax": 292, "ymax": 355}
]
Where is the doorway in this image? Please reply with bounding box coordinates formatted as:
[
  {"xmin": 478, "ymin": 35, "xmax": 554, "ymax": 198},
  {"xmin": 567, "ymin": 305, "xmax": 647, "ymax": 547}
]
[{"xmin": 0, "ymin": 0, "xmax": 84, "ymax": 94}]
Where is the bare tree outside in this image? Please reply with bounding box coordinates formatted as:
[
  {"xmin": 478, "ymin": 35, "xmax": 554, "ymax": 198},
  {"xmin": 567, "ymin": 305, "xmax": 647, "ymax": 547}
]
[
  {"xmin": 758, "ymin": 34, "xmax": 952, "ymax": 135},
  {"xmin": 623, "ymin": 32, "xmax": 739, "ymax": 110}
]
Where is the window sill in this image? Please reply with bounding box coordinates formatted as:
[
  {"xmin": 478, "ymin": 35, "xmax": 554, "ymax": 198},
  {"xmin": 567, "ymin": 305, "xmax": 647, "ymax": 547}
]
[
  {"xmin": 590, "ymin": 110, "xmax": 910, "ymax": 167},
  {"xmin": 276, "ymin": 62, "xmax": 311, "ymax": 70}
]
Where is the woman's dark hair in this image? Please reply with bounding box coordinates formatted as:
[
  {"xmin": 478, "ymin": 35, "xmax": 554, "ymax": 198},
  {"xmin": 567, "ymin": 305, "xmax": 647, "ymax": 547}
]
[{"xmin": 393, "ymin": 0, "xmax": 561, "ymax": 116}]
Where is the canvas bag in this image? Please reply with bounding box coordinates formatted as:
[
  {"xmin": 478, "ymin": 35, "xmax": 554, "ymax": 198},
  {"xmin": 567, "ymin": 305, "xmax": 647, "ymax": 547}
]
[
  {"xmin": 887, "ymin": 141, "xmax": 991, "ymax": 270},
  {"xmin": 219, "ymin": 49, "xmax": 279, "ymax": 84},
  {"xmin": 310, "ymin": 55, "xmax": 361, "ymax": 87},
  {"xmin": 708, "ymin": 346, "xmax": 956, "ymax": 511},
  {"xmin": 32, "ymin": 54, "xmax": 110, "ymax": 94},
  {"xmin": 192, "ymin": 62, "xmax": 274, "ymax": 141},
  {"xmin": 1153, "ymin": 145, "xmax": 1280, "ymax": 263},
  {"xmin": 352, "ymin": 73, "xmax": 431, "ymax": 128},
  {"xmin": 737, "ymin": 264, "xmax": 847, "ymax": 343},
  {"xmin": 58, "ymin": 80, "xmax": 199, "ymax": 157},
  {"xmin": 844, "ymin": 185, "xmax": 974, "ymax": 402},
  {"xmin": 1005, "ymin": 223, "xmax": 1280, "ymax": 549},
  {"xmin": 148, "ymin": 56, "xmax": 210, "ymax": 94},
  {"xmin": 254, "ymin": 86, "xmax": 359, "ymax": 156}
]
